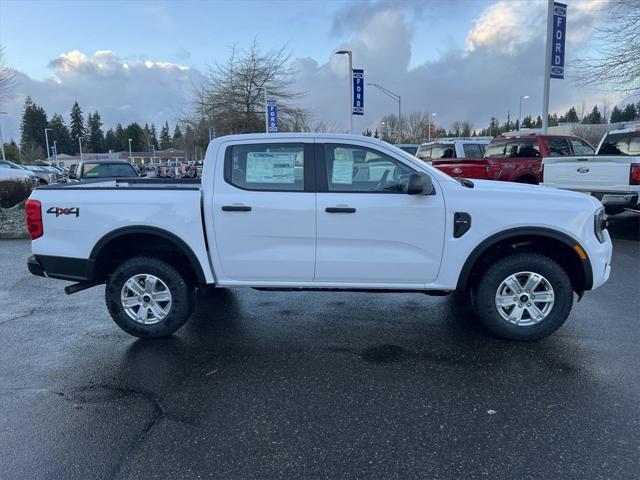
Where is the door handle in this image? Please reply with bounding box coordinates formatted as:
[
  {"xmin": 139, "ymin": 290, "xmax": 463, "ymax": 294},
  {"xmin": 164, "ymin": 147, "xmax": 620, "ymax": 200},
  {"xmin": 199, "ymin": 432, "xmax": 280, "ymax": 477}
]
[
  {"xmin": 221, "ymin": 205, "xmax": 252, "ymax": 212},
  {"xmin": 325, "ymin": 207, "xmax": 356, "ymax": 213}
]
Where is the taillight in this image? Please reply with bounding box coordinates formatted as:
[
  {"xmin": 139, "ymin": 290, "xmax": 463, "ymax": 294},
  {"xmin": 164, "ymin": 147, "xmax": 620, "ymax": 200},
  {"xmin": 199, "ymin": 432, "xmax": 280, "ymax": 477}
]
[
  {"xmin": 25, "ymin": 199, "xmax": 43, "ymax": 240},
  {"xmin": 630, "ymin": 163, "xmax": 640, "ymax": 185},
  {"xmin": 485, "ymin": 164, "xmax": 502, "ymax": 180}
]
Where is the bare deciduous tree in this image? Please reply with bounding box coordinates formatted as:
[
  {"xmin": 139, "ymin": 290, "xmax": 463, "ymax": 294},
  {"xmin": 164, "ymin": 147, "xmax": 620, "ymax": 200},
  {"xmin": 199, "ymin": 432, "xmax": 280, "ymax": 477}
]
[
  {"xmin": 0, "ymin": 45, "xmax": 16, "ymax": 104},
  {"xmin": 572, "ymin": 1, "xmax": 640, "ymax": 93},
  {"xmin": 193, "ymin": 40, "xmax": 306, "ymax": 136}
]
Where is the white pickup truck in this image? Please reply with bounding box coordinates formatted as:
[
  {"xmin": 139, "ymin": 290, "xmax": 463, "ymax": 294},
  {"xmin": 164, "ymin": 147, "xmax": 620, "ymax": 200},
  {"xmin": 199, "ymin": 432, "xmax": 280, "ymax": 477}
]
[
  {"xmin": 25, "ymin": 134, "xmax": 612, "ymax": 341},
  {"xmin": 542, "ymin": 127, "xmax": 640, "ymax": 214}
]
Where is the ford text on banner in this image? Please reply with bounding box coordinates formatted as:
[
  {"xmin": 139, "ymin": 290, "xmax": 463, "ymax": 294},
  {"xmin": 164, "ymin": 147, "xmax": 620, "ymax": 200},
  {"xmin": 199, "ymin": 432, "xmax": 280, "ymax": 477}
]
[
  {"xmin": 352, "ymin": 69, "xmax": 364, "ymax": 116},
  {"xmin": 267, "ymin": 101, "xmax": 278, "ymax": 133},
  {"xmin": 550, "ymin": 2, "xmax": 567, "ymax": 79}
]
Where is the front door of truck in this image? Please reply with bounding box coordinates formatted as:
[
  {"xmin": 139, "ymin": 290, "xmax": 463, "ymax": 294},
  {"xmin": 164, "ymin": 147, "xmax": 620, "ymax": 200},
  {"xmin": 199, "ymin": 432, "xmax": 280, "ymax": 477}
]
[
  {"xmin": 315, "ymin": 142, "xmax": 446, "ymax": 286},
  {"xmin": 211, "ymin": 140, "xmax": 316, "ymax": 283}
]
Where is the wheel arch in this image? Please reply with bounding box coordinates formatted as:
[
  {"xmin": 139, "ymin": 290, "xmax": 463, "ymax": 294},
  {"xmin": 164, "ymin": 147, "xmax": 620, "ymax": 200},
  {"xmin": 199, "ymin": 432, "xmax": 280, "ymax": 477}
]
[
  {"xmin": 90, "ymin": 226, "xmax": 207, "ymax": 285},
  {"xmin": 457, "ymin": 227, "xmax": 593, "ymax": 294}
]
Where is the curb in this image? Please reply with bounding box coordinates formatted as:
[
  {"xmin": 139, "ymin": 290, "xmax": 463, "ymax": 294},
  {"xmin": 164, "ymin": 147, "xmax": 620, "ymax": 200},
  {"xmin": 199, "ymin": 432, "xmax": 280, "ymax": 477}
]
[{"xmin": 0, "ymin": 232, "xmax": 29, "ymax": 240}]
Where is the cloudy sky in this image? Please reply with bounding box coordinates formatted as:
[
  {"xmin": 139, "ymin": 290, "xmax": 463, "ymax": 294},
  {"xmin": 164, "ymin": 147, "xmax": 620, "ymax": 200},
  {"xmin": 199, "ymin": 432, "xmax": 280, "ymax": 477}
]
[{"xmin": 0, "ymin": 0, "xmax": 629, "ymax": 141}]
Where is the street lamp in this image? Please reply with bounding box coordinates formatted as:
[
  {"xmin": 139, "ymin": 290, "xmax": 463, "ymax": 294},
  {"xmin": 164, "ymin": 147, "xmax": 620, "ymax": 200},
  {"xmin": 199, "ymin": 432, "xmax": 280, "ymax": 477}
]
[
  {"xmin": 0, "ymin": 112, "xmax": 7, "ymax": 161},
  {"xmin": 335, "ymin": 50, "xmax": 353, "ymax": 134},
  {"xmin": 428, "ymin": 113, "xmax": 437, "ymax": 141},
  {"xmin": 368, "ymin": 83, "xmax": 402, "ymax": 143},
  {"xmin": 128, "ymin": 138, "xmax": 133, "ymax": 163},
  {"xmin": 44, "ymin": 128, "xmax": 53, "ymax": 163},
  {"xmin": 78, "ymin": 136, "xmax": 84, "ymax": 161},
  {"xmin": 519, "ymin": 95, "xmax": 530, "ymax": 131}
]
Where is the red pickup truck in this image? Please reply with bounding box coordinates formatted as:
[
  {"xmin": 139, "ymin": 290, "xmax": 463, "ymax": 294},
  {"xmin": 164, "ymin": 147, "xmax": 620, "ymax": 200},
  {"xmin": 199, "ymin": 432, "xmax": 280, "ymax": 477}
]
[{"xmin": 432, "ymin": 134, "xmax": 595, "ymax": 184}]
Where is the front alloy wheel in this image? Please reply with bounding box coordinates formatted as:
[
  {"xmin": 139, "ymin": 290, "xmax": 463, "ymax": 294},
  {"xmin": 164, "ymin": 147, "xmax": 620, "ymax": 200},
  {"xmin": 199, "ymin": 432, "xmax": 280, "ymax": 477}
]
[
  {"xmin": 495, "ymin": 271, "xmax": 555, "ymax": 326},
  {"xmin": 473, "ymin": 253, "xmax": 573, "ymax": 341}
]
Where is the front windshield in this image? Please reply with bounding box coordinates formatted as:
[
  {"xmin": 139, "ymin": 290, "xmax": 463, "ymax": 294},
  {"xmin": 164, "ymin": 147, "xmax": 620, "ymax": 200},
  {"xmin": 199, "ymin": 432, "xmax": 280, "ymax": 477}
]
[
  {"xmin": 82, "ymin": 163, "xmax": 137, "ymax": 178},
  {"xmin": 0, "ymin": 160, "xmax": 27, "ymax": 170}
]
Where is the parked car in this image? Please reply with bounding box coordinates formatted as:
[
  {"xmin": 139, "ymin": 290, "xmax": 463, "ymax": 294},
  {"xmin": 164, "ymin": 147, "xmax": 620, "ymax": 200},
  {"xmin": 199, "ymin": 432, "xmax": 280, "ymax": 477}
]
[
  {"xmin": 394, "ymin": 144, "xmax": 419, "ymax": 156},
  {"xmin": 23, "ymin": 165, "xmax": 58, "ymax": 185},
  {"xmin": 542, "ymin": 127, "xmax": 640, "ymax": 214},
  {"xmin": 0, "ymin": 160, "xmax": 40, "ymax": 186},
  {"xmin": 68, "ymin": 160, "xmax": 141, "ymax": 181},
  {"xmin": 433, "ymin": 134, "xmax": 595, "ymax": 184},
  {"xmin": 26, "ymin": 133, "xmax": 611, "ymax": 341},
  {"xmin": 416, "ymin": 138, "xmax": 492, "ymax": 163}
]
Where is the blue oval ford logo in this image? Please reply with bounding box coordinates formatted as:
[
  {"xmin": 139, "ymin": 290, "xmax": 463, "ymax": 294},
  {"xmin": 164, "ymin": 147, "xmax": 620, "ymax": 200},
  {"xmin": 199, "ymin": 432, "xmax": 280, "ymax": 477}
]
[{"xmin": 577, "ymin": 167, "xmax": 590, "ymax": 173}]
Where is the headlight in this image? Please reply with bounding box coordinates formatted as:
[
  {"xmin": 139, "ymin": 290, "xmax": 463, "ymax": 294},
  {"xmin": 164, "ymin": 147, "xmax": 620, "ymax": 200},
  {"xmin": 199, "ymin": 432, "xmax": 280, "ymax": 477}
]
[{"xmin": 594, "ymin": 207, "xmax": 608, "ymax": 243}]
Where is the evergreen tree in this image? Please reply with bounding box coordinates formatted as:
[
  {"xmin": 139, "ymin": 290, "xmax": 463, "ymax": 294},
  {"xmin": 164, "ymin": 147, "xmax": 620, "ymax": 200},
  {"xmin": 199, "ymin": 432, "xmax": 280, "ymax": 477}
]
[
  {"xmin": 521, "ymin": 116, "xmax": 533, "ymax": 128},
  {"xmin": 622, "ymin": 103, "xmax": 638, "ymax": 122},
  {"xmin": 69, "ymin": 101, "xmax": 85, "ymax": 153},
  {"xmin": 104, "ymin": 128, "xmax": 118, "ymax": 152},
  {"xmin": 610, "ymin": 105, "xmax": 623, "ymax": 123},
  {"xmin": 87, "ymin": 111, "xmax": 104, "ymax": 153},
  {"xmin": 20, "ymin": 96, "xmax": 48, "ymax": 153},
  {"xmin": 548, "ymin": 113, "xmax": 559, "ymax": 127},
  {"xmin": 514, "ymin": 119, "xmax": 520, "ymax": 131},
  {"xmin": 48, "ymin": 113, "xmax": 73, "ymax": 155},
  {"xmin": 159, "ymin": 122, "xmax": 171, "ymax": 150},
  {"xmin": 535, "ymin": 116, "xmax": 542, "ymax": 128},
  {"xmin": 584, "ymin": 105, "xmax": 603, "ymax": 124},
  {"xmin": 125, "ymin": 122, "xmax": 146, "ymax": 151},
  {"xmin": 172, "ymin": 124, "xmax": 183, "ymax": 150},
  {"xmin": 3, "ymin": 140, "xmax": 20, "ymax": 162},
  {"xmin": 114, "ymin": 123, "xmax": 126, "ymax": 151},
  {"xmin": 565, "ymin": 107, "xmax": 580, "ymax": 123},
  {"xmin": 150, "ymin": 123, "xmax": 159, "ymax": 150}
]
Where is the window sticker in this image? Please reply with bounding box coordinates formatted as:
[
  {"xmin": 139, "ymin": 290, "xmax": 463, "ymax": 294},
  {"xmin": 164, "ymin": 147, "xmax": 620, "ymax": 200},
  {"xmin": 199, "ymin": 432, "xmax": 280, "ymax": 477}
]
[
  {"xmin": 331, "ymin": 148, "xmax": 354, "ymax": 184},
  {"xmin": 246, "ymin": 152, "xmax": 296, "ymax": 184}
]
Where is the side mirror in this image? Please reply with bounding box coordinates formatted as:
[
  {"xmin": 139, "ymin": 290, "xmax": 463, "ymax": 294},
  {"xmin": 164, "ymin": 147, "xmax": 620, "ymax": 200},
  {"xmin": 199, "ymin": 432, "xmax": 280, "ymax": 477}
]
[
  {"xmin": 68, "ymin": 172, "xmax": 77, "ymax": 180},
  {"xmin": 407, "ymin": 173, "xmax": 434, "ymax": 195}
]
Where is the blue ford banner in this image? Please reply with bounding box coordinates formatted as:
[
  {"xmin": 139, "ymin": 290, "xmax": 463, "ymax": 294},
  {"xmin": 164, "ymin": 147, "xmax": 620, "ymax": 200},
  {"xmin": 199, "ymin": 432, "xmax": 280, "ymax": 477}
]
[
  {"xmin": 267, "ymin": 100, "xmax": 278, "ymax": 133},
  {"xmin": 550, "ymin": 2, "xmax": 567, "ymax": 79},
  {"xmin": 352, "ymin": 69, "xmax": 364, "ymax": 115}
]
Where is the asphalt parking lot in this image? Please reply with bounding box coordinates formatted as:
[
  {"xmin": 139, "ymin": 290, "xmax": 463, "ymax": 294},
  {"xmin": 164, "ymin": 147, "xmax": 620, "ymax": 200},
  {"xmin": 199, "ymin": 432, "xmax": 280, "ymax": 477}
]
[{"xmin": 1, "ymin": 214, "xmax": 639, "ymax": 480}]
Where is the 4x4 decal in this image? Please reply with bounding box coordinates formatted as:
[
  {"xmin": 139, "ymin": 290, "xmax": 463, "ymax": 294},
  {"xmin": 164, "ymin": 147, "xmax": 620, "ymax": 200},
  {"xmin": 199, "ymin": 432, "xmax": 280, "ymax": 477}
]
[{"xmin": 46, "ymin": 207, "xmax": 80, "ymax": 217}]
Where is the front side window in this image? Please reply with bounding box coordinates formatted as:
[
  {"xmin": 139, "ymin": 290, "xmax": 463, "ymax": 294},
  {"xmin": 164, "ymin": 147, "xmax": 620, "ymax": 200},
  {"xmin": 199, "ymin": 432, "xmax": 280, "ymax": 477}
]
[
  {"xmin": 570, "ymin": 139, "xmax": 595, "ymax": 155},
  {"xmin": 462, "ymin": 143, "xmax": 484, "ymax": 157},
  {"xmin": 325, "ymin": 144, "xmax": 415, "ymax": 193},
  {"xmin": 485, "ymin": 139, "xmax": 540, "ymax": 158},
  {"xmin": 225, "ymin": 143, "xmax": 305, "ymax": 191},
  {"xmin": 546, "ymin": 138, "xmax": 571, "ymax": 157}
]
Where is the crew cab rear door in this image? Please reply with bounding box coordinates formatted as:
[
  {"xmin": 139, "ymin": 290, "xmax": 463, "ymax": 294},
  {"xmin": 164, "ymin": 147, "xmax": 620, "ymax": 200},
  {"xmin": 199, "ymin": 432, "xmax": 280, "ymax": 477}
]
[
  {"xmin": 211, "ymin": 140, "xmax": 316, "ymax": 282},
  {"xmin": 314, "ymin": 141, "xmax": 445, "ymax": 285}
]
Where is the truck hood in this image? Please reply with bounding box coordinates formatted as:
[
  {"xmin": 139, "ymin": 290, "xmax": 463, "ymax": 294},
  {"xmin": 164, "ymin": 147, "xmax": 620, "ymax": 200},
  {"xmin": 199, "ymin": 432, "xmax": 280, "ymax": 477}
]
[{"xmin": 468, "ymin": 179, "xmax": 602, "ymax": 209}]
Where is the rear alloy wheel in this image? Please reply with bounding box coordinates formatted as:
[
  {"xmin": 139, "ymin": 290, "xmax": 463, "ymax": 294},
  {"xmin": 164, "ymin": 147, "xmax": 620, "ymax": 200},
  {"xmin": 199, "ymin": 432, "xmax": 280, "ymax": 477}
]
[
  {"xmin": 106, "ymin": 256, "xmax": 194, "ymax": 338},
  {"xmin": 473, "ymin": 253, "xmax": 573, "ymax": 340}
]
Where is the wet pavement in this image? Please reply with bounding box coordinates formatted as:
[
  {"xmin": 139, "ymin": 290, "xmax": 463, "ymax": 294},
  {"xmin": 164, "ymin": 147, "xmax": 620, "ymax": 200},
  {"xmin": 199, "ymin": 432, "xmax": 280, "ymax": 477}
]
[{"xmin": 1, "ymin": 214, "xmax": 639, "ymax": 479}]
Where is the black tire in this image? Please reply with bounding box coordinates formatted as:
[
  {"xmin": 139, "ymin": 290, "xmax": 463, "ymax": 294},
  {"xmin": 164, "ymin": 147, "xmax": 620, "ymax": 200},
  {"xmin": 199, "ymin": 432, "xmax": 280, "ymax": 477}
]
[
  {"xmin": 473, "ymin": 253, "xmax": 573, "ymax": 341},
  {"xmin": 105, "ymin": 256, "xmax": 194, "ymax": 338}
]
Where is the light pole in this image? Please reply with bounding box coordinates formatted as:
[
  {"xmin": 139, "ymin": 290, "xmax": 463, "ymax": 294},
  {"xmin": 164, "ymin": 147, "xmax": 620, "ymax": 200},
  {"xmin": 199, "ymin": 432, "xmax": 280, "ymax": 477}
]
[
  {"xmin": 0, "ymin": 112, "xmax": 7, "ymax": 161},
  {"xmin": 367, "ymin": 83, "xmax": 402, "ymax": 143},
  {"xmin": 428, "ymin": 113, "xmax": 437, "ymax": 141},
  {"xmin": 128, "ymin": 138, "xmax": 133, "ymax": 163},
  {"xmin": 519, "ymin": 95, "xmax": 529, "ymax": 130},
  {"xmin": 44, "ymin": 128, "xmax": 53, "ymax": 162},
  {"xmin": 335, "ymin": 50, "xmax": 353, "ymax": 134},
  {"xmin": 78, "ymin": 136, "xmax": 84, "ymax": 161}
]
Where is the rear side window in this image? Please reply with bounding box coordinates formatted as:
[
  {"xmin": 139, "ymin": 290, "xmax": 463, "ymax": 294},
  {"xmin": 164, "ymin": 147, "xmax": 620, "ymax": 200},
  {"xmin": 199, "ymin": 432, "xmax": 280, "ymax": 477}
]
[
  {"xmin": 570, "ymin": 139, "xmax": 595, "ymax": 155},
  {"xmin": 546, "ymin": 138, "xmax": 571, "ymax": 156},
  {"xmin": 599, "ymin": 132, "xmax": 640, "ymax": 155},
  {"xmin": 462, "ymin": 143, "xmax": 484, "ymax": 157},
  {"xmin": 485, "ymin": 139, "xmax": 540, "ymax": 158},
  {"xmin": 416, "ymin": 146, "xmax": 431, "ymax": 161},
  {"xmin": 430, "ymin": 144, "xmax": 456, "ymax": 159},
  {"xmin": 225, "ymin": 143, "xmax": 305, "ymax": 191}
]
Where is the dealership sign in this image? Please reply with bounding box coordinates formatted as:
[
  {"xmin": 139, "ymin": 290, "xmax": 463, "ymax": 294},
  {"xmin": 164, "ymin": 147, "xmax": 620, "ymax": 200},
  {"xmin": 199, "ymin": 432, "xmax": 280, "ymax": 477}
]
[
  {"xmin": 352, "ymin": 69, "xmax": 364, "ymax": 115},
  {"xmin": 267, "ymin": 101, "xmax": 278, "ymax": 133},
  {"xmin": 550, "ymin": 2, "xmax": 567, "ymax": 79}
]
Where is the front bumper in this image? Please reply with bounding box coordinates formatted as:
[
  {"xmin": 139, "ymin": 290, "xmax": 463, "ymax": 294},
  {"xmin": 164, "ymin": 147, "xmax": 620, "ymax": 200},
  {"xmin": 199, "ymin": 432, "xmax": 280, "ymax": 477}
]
[{"xmin": 588, "ymin": 233, "xmax": 613, "ymax": 291}]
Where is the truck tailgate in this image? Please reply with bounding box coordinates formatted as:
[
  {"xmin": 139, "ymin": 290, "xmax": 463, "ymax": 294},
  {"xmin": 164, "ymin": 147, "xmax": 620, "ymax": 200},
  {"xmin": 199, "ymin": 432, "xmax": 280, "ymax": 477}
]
[
  {"xmin": 432, "ymin": 158, "xmax": 488, "ymax": 179},
  {"xmin": 542, "ymin": 155, "xmax": 634, "ymax": 191}
]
